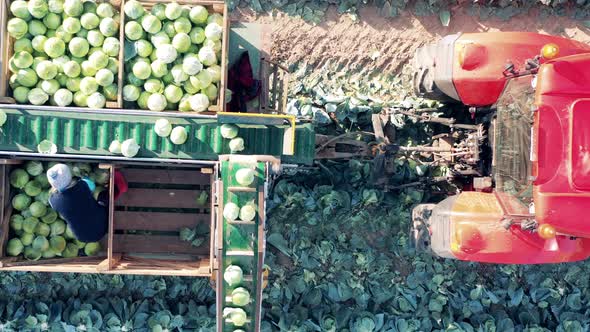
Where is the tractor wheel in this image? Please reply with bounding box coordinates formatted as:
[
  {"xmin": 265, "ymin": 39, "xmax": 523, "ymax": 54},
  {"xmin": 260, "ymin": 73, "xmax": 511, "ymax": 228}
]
[
  {"xmin": 412, "ymin": 65, "xmax": 449, "ymax": 102},
  {"xmin": 410, "ymin": 204, "xmax": 436, "ymax": 252}
]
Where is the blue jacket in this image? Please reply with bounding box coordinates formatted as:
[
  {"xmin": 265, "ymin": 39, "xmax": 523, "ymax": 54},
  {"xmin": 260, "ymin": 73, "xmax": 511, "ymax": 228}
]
[{"xmin": 49, "ymin": 180, "xmax": 108, "ymax": 243}]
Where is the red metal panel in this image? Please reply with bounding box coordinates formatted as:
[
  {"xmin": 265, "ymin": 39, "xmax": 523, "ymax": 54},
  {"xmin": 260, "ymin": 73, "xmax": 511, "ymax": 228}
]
[
  {"xmin": 447, "ymin": 193, "xmax": 590, "ymax": 264},
  {"xmin": 532, "ymin": 54, "xmax": 590, "ymax": 237},
  {"xmin": 452, "ymin": 32, "xmax": 590, "ymax": 106}
]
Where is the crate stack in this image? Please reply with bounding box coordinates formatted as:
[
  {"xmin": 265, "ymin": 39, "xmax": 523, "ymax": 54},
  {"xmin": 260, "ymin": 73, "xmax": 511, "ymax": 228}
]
[{"xmin": 216, "ymin": 157, "xmax": 266, "ymax": 332}]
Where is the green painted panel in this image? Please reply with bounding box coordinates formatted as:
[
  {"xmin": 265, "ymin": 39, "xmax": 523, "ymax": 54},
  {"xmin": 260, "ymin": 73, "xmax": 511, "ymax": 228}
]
[
  {"xmin": 0, "ymin": 109, "xmax": 315, "ymax": 164},
  {"xmin": 220, "ymin": 160, "xmax": 265, "ymax": 332}
]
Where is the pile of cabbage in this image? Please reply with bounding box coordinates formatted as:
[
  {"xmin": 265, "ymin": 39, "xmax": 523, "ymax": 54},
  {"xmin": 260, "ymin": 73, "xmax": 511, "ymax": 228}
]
[
  {"xmin": 122, "ymin": 0, "xmax": 223, "ymax": 112},
  {"xmin": 6, "ymin": 161, "xmax": 105, "ymax": 260},
  {"xmin": 7, "ymin": 0, "xmax": 121, "ymax": 108}
]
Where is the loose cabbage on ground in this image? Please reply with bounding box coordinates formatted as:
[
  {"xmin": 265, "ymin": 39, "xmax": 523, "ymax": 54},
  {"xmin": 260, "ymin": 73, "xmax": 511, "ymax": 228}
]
[
  {"xmin": 5, "ymin": 161, "xmax": 108, "ymax": 260},
  {"xmin": 7, "ymin": 0, "xmax": 120, "ymax": 108},
  {"xmin": 122, "ymin": 1, "xmax": 223, "ymax": 112}
]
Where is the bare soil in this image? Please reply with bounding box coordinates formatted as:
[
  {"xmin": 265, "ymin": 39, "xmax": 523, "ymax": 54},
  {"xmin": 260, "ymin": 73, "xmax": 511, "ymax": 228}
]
[{"xmin": 231, "ymin": 6, "xmax": 590, "ymax": 76}]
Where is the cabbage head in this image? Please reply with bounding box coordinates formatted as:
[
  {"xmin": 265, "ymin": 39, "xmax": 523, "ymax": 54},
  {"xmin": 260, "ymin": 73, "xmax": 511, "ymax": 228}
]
[
  {"xmin": 141, "ymin": 14, "xmax": 161, "ymax": 34},
  {"xmin": 109, "ymin": 140, "xmax": 122, "ymax": 154},
  {"xmin": 54, "ymin": 89, "xmax": 73, "ymax": 107},
  {"xmin": 204, "ymin": 23, "xmax": 222, "ymax": 41},
  {"xmin": 28, "ymin": 88, "xmax": 49, "ymax": 105},
  {"xmin": 154, "ymin": 119, "xmax": 172, "ymax": 137},
  {"xmin": 41, "ymin": 210, "xmax": 57, "ymax": 224},
  {"xmin": 6, "ymin": 238, "xmax": 24, "ymax": 256},
  {"xmin": 62, "ymin": 243, "xmax": 78, "ymax": 258},
  {"xmin": 182, "ymin": 54, "xmax": 203, "ymax": 76},
  {"xmin": 223, "ymin": 202, "xmax": 239, "ymax": 221},
  {"xmin": 156, "ymin": 45, "xmax": 178, "ymax": 64},
  {"xmin": 44, "ymin": 37, "xmax": 66, "ymax": 59},
  {"xmin": 14, "ymin": 86, "xmax": 30, "ymax": 104},
  {"xmin": 123, "ymin": 85, "xmax": 141, "ymax": 102},
  {"xmin": 235, "ymin": 168, "xmax": 255, "ymax": 186},
  {"xmin": 50, "ymin": 236, "xmax": 67, "ymax": 252},
  {"xmin": 170, "ymin": 126, "xmax": 188, "ymax": 145},
  {"xmin": 10, "ymin": 169, "xmax": 30, "ymax": 188},
  {"xmin": 10, "ymin": 215, "xmax": 24, "ymax": 232},
  {"xmin": 147, "ymin": 93, "xmax": 167, "ymax": 112},
  {"xmin": 24, "ymin": 180, "xmax": 43, "ymax": 197},
  {"xmin": 50, "ymin": 219, "xmax": 66, "ymax": 236},
  {"xmin": 35, "ymin": 222, "xmax": 50, "ymax": 237},
  {"xmin": 10, "ymin": 1, "xmax": 31, "ymax": 20},
  {"xmin": 223, "ymin": 308, "xmax": 247, "ymax": 327},
  {"xmin": 164, "ymin": 85, "xmax": 183, "ymax": 103},
  {"xmin": 229, "ymin": 137, "xmax": 244, "ymax": 153},
  {"xmin": 63, "ymin": 0, "xmax": 83, "ymax": 16},
  {"xmin": 13, "ymin": 51, "xmax": 33, "ymax": 69},
  {"xmin": 87, "ymin": 92, "xmax": 106, "ymax": 109},
  {"xmin": 84, "ymin": 242, "xmax": 101, "ymax": 256},
  {"xmin": 189, "ymin": 6, "xmax": 208, "ymax": 24},
  {"xmin": 165, "ymin": 2, "xmax": 182, "ymax": 20},
  {"xmin": 224, "ymin": 265, "xmax": 243, "ymax": 286},
  {"xmin": 189, "ymin": 93, "xmax": 209, "ymax": 112},
  {"xmin": 121, "ymin": 138, "xmax": 140, "ymax": 158},
  {"xmin": 20, "ymin": 232, "xmax": 34, "ymax": 246},
  {"xmin": 24, "ymin": 247, "xmax": 42, "ymax": 261},
  {"xmin": 198, "ymin": 46, "xmax": 217, "ymax": 66},
  {"xmin": 25, "ymin": 161, "xmax": 43, "ymax": 176},
  {"xmin": 23, "ymin": 218, "xmax": 39, "ymax": 236},
  {"xmin": 81, "ymin": 13, "xmax": 99, "ymax": 29},
  {"xmin": 189, "ymin": 27, "xmax": 206, "ymax": 44},
  {"xmin": 172, "ymin": 33, "xmax": 191, "ymax": 53},
  {"xmin": 231, "ymin": 287, "xmax": 251, "ymax": 306},
  {"xmin": 239, "ymin": 203, "xmax": 256, "ymax": 222},
  {"xmin": 29, "ymin": 201, "xmax": 47, "ymax": 218},
  {"xmin": 220, "ymin": 124, "xmax": 239, "ymax": 139},
  {"xmin": 124, "ymin": 0, "xmax": 145, "ymax": 19},
  {"xmin": 32, "ymin": 235, "xmax": 49, "ymax": 251},
  {"xmin": 99, "ymin": 18, "xmax": 118, "ymax": 37},
  {"xmin": 96, "ymin": 3, "xmax": 114, "ymax": 18},
  {"xmin": 7, "ymin": 18, "xmax": 28, "ymax": 38},
  {"xmin": 16, "ymin": 68, "xmax": 38, "ymax": 88}
]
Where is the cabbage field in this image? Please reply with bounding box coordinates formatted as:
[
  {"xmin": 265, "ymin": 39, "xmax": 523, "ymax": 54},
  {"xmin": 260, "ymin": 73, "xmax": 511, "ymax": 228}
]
[{"xmin": 3, "ymin": 0, "xmax": 590, "ymax": 331}]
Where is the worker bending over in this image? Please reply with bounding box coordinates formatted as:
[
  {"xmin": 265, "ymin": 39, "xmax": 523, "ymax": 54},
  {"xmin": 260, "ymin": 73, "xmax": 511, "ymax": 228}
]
[{"xmin": 46, "ymin": 163, "xmax": 127, "ymax": 243}]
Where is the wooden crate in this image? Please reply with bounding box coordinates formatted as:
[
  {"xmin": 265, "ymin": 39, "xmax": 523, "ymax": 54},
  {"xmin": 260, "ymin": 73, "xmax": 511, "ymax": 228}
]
[
  {"xmin": 0, "ymin": 159, "xmax": 109, "ymax": 271},
  {"xmin": 0, "ymin": 0, "xmax": 124, "ymax": 109},
  {"xmin": 107, "ymin": 165, "xmax": 213, "ymax": 276},
  {"xmin": 0, "ymin": 159, "xmax": 215, "ymax": 277},
  {"xmin": 120, "ymin": 0, "xmax": 228, "ymax": 113}
]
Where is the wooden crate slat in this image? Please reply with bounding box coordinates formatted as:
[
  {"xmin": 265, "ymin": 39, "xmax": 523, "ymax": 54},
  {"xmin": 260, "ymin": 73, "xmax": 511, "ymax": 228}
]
[
  {"xmin": 116, "ymin": 188, "xmax": 207, "ymax": 209},
  {"xmin": 113, "ymin": 234, "xmax": 209, "ymax": 255},
  {"xmin": 121, "ymin": 168, "xmax": 211, "ymax": 185},
  {"xmin": 115, "ymin": 211, "xmax": 208, "ymax": 231},
  {"xmin": 0, "ymin": 165, "xmax": 9, "ymax": 257},
  {"xmin": 0, "ymin": 257, "xmax": 211, "ymax": 277},
  {"xmin": 110, "ymin": 256, "xmax": 210, "ymax": 276}
]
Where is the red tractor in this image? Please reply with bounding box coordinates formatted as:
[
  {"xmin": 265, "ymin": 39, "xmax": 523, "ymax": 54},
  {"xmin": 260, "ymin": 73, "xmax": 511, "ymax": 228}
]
[{"xmin": 410, "ymin": 32, "xmax": 590, "ymax": 264}]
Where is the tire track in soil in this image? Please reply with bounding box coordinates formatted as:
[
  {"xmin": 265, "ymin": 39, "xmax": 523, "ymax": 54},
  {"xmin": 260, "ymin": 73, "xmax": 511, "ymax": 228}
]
[{"xmin": 232, "ymin": 5, "xmax": 590, "ymax": 76}]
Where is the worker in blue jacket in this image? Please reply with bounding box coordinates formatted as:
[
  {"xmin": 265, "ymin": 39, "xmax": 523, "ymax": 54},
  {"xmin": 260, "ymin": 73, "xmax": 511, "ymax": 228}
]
[{"xmin": 46, "ymin": 163, "xmax": 124, "ymax": 243}]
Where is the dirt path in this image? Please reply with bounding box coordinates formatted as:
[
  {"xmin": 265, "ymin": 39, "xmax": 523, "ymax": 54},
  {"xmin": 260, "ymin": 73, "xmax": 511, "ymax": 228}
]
[{"xmin": 232, "ymin": 6, "xmax": 590, "ymax": 76}]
